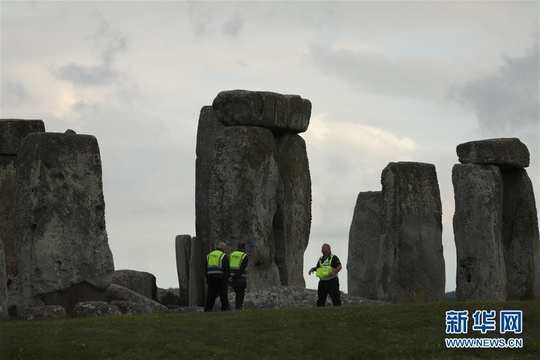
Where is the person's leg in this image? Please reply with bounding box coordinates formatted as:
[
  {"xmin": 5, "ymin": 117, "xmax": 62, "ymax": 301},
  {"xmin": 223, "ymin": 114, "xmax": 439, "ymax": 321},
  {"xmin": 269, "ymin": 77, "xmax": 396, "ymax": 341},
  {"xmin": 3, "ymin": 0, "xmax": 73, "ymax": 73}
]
[
  {"xmin": 328, "ymin": 277, "xmax": 342, "ymax": 306},
  {"xmin": 316, "ymin": 280, "xmax": 328, "ymax": 306},
  {"xmin": 234, "ymin": 283, "xmax": 246, "ymax": 310},
  {"xmin": 204, "ymin": 277, "xmax": 218, "ymax": 312},
  {"xmin": 218, "ymin": 278, "xmax": 230, "ymax": 311}
]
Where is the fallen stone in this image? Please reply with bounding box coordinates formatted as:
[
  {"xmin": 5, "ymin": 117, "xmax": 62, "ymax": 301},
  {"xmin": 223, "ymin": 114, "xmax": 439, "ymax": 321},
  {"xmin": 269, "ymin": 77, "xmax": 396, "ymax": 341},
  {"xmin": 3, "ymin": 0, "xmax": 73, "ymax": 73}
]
[
  {"xmin": 348, "ymin": 191, "xmax": 382, "ymax": 300},
  {"xmin": 212, "ymin": 90, "xmax": 311, "ymax": 133},
  {"xmin": 19, "ymin": 305, "xmax": 67, "ymax": 321},
  {"xmin": 157, "ymin": 288, "xmax": 182, "ymax": 307},
  {"xmin": 72, "ymin": 301, "xmax": 122, "ymax": 318},
  {"xmin": 110, "ymin": 300, "xmax": 153, "ymax": 315},
  {"xmin": 457, "ymin": 137, "xmax": 530, "ymax": 168},
  {"xmin": 112, "ymin": 270, "xmax": 157, "ymax": 301},
  {"xmin": 453, "ymin": 164, "xmax": 506, "ymax": 301},
  {"xmin": 107, "ymin": 284, "xmax": 168, "ymax": 313}
]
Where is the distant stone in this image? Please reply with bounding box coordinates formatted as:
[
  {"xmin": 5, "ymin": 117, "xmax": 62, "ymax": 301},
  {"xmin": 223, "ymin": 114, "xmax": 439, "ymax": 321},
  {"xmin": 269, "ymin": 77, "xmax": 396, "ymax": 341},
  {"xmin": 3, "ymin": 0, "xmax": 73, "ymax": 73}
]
[
  {"xmin": 212, "ymin": 90, "xmax": 311, "ymax": 133},
  {"xmin": 64, "ymin": 129, "xmax": 76, "ymax": 134},
  {"xmin": 0, "ymin": 119, "xmax": 45, "ymax": 155},
  {"xmin": 19, "ymin": 305, "xmax": 67, "ymax": 321},
  {"xmin": 175, "ymin": 235, "xmax": 191, "ymax": 306},
  {"xmin": 348, "ymin": 191, "xmax": 382, "ymax": 300},
  {"xmin": 453, "ymin": 164, "xmax": 506, "ymax": 301},
  {"xmin": 188, "ymin": 237, "xmax": 206, "ymax": 306},
  {"xmin": 156, "ymin": 288, "xmax": 182, "ymax": 307},
  {"xmin": 457, "ymin": 138, "xmax": 530, "ymax": 168},
  {"xmin": 377, "ymin": 162, "xmax": 445, "ymax": 302},
  {"xmin": 107, "ymin": 284, "xmax": 168, "ymax": 313},
  {"xmin": 209, "ymin": 126, "xmax": 281, "ymax": 290},
  {"xmin": 16, "ymin": 132, "xmax": 114, "ymax": 311},
  {"xmin": 72, "ymin": 301, "xmax": 122, "ymax": 318},
  {"xmin": 501, "ymin": 169, "xmax": 540, "ymax": 300},
  {"xmin": 274, "ymin": 134, "xmax": 311, "ymax": 287},
  {"xmin": 112, "ymin": 270, "xmax": 157, "ymax": 301}
]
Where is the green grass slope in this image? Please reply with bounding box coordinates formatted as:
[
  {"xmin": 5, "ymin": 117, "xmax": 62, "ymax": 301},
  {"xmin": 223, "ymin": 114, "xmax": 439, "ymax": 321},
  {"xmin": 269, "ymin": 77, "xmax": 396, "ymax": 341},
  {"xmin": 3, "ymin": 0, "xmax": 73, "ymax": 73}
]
[{"xmin": 1, "ymin": 301, "xmax": 538, "ymax": 359}]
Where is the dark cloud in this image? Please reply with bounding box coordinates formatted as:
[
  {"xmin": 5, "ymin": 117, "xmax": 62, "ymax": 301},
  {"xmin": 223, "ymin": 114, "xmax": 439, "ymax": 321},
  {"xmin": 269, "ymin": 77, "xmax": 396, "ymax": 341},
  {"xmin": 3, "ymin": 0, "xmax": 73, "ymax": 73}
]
[
  {"xmin": 453, "ymin": 40, "xmax": 539, "ymax": 134},
  {"xmin": 1, "ymin": 79, "xmax": 30, "ymax": 107},
  {"xmin": 55, "ymin": 14, "xmax": 126, "ymax": 87}
]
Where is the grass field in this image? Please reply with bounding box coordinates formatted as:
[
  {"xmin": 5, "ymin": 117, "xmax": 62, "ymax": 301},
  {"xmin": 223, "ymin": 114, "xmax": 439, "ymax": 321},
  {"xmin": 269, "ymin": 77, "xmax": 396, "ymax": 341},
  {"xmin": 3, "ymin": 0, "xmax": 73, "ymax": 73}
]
[{"xmin": 1, "ymin": 300, "xmax": 538, "ymax": 359}]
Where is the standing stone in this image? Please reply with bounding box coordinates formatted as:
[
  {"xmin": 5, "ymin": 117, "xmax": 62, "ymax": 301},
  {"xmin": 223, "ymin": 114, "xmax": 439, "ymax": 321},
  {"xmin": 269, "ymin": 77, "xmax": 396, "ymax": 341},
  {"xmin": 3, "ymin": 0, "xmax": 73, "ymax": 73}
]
[
  {"xmin": 274, "ymin": 134, "xmax": 311, "ymax": 287},
  {"xmin": 347, "ymin": 191, "xmax": 382, "ymax": 299},
  {"xmin": 501, "ymin": 169, "xmax": 540, "ymax": 300},
  {"xmin": 457, "ymin": 137, "xmax": 530, "ymax": 169},
  {"xmin": 452, "ymin": 164, "xmax": 506, "ymax": 301},
  {"xmin": 377, "ymin": 162, "xmax": 445, "ymax": 302},
  {"xmin": 16, "ymin": 132, "xmax": 114, "ymax": 312},
  {"xmin": 175, "ymin": 234, "xmax": 191, "ymax": 306},
  {"xmin": 189, "ymin": 236, "xmax": 206, "ymax": 306},
  {"xmin": 195, "ymin": 107, "xmax": 226, "ymax": 251},
  {"xmin": 0, "ymin": 237, "xmax": 7, "ymax": 320},
  {"xmin": 0, "ymin": 119, "xmax": 45, "ymax": 311},
  {"xmin": 209, "ymin": 126, "xmax": 281, "ymax": 289}
]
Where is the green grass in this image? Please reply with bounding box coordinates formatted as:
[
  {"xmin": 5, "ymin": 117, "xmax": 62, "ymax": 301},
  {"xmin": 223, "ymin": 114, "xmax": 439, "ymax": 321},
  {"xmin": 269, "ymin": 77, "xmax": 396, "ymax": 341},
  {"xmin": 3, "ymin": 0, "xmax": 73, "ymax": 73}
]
[{"xmin": 1, "ymin": 301, "xmax": 538, "ymax": 359}]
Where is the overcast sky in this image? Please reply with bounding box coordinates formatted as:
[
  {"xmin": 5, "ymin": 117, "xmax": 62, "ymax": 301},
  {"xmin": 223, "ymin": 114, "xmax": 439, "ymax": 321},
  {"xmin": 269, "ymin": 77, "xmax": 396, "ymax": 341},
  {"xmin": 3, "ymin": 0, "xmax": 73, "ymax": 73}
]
[{"xmin": 2, "ymin": 1, "xmax": 538, "ymax": 293}]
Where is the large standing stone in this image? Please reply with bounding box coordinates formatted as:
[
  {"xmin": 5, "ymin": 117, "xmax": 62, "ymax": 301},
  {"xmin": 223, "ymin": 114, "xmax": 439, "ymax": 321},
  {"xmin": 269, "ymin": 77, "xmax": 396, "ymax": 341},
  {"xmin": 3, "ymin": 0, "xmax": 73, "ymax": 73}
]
[
  {"xmin": 209, "ymin": 126, "xmax": 281, "ymax": 289},
  {"xmin": 0, "ymin": 119, "xmax": 45, "ymax": 311},
  {"xmin": 175, "ymin": 234, "xmax": 191, "ymax": 306},
  {"xmin": 347, "ymin": 191, "xmax": 382, "ymax": 299},
  {"xmin": 457, "ymin": 137, "xmax": 530, "ymax": 169},
  {"xmin": 377, "ymin": 162, "xmax": 445, "ymax": 302},
  {"xmin": 212, "ymin": 90, "xmax": 311, "ymax": 133},
  {"xmin": 16, "ymin": 132, "xmax": 114, "ymax": 311},
  {"xmin": 452, "ymin": 164, "xmax": 506, "ymax": 301},
  {"xmin": 274, "ymin": 134, "xmax": 311, "ymax": 287},
  {"xmin": 501, "ymin": 169, "xmax": 540, "ymax": 300}
]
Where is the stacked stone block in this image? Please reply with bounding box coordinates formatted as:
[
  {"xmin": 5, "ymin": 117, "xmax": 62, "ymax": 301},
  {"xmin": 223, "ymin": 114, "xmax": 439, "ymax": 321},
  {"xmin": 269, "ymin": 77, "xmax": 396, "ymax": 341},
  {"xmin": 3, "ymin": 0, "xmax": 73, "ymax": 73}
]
[
  {"xmin": 453, "ymin": 138, "xmax": 540, "ymax": 301},
  {"xmin": 194, "ymin": 90, "xmax": 312, "ymax": 292},
  {"xmin": 348, "ymin": 162, "xmax": 445, "ymax": 302}
]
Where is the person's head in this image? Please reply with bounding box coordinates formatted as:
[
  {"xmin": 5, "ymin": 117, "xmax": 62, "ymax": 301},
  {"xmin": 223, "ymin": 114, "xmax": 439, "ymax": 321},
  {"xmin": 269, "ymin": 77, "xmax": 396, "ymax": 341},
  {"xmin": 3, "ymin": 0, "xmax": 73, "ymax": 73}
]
[
  {"xmin": 237, "ymin": 242, "xmax": 246, "ymax": 251},
  {"xmin": 218, "ymin": 242, "xmax": 227, "ymax": 251},
  {"xmin": 321, "ymin": 243, "xmax": 331, "ymax": 256}
]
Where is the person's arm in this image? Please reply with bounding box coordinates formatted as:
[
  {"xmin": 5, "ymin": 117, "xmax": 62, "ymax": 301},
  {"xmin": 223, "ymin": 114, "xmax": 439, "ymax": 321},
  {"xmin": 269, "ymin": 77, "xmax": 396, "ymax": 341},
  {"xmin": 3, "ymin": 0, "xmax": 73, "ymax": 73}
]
[
  {"xmin": 330, "ymin": 256, "xmax": 342, "ymax": 276},
  {"xmin": 308, "ymin": 261, "xmax": 319, "ymax": 275},
  {"xmin": 232, "ymin": 255, "xmax": 249, "ymax": 281},
  {"xmin": 330, "ymin": 263, "xmax": 342, "ymax": 277},
  {"xmin": 222, "ymin": 254, "xmax": 230, "ymax": 278}
]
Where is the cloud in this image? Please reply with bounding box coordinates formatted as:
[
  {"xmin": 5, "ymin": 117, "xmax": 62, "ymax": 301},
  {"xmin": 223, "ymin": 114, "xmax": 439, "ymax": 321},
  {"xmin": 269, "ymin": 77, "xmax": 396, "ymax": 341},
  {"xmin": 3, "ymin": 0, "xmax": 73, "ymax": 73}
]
[
  {"xmin": 188, "ymin": 2, "xmax": 244, "ymax": 38},
  {"xmin": 1, "ymin": 79, "xmax": 30, "ymax": 108},
  {"xmin": 55, "ymin": 14, "xmax": 127, "ymax": 87},
  {"xmin": 453, "ymin": 39, "xmax": 539, "ymax": 134}
]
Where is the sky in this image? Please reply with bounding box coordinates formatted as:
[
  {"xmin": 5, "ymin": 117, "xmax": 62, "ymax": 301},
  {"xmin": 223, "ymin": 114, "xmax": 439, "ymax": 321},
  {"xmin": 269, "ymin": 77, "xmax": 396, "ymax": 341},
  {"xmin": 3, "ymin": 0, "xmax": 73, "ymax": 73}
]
[{"xmin": 1, "ymin": 0, "xmax": 538, "ymax": 294}]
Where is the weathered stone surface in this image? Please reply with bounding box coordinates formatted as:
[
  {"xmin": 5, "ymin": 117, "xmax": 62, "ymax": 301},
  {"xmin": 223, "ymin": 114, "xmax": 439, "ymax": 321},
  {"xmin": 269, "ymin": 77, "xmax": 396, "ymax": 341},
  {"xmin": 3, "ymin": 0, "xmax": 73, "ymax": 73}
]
[
  {"xmin": 457, "ymin": 137, "xmax": 530, "ymax": 168},
  {"xmin": 19, "ymin": 305, "xmax": 67, "ymax": 321},
  {"xmin": 348, "ymin": 191, "xmax": 382, "ymax": 299},
  {"xmin": 72, "ymin": 301, "xmax": 122, "ymax": 318},
  {"xmin": 111, "ymin": 270, "xmax": 157, "ymax": 301},
  {"xmin": 274, "ymin": 134, "xmax": 311, "ymax": 287},
  {"xmin": 453, "ymin": 164, "xmax": 506, "ymax": 301},
  {"xmin": 107, "ymin": 284, "xmax": 168, "ymax": 313},
  {"xmin": 195, "ymin": 106, "xmax": 226, "ymax": 254},
  {"xmin": 209, "ymin": 126, "xmax": 281, "ymax": 290},
  {"xmin": 212, "ymin": 90, "xmax": 311, "ymax": 133},
  {"xmin": 189, "ymin": 236, "xmax": 206, "ymax": 306},
  {"xmin": 16, "ymin": 132, "xmax": 114, "ymax": 310},
  {"xmin": 501, "ymin": 169, "xmax": 540, "ymax": 300},
  {"xmin": 0, "ymin": 119, "xmax": 45, "ymax": 309},
  {"xmin": 157, "ymin": 288, "xmax": 182, "ymax": 307},
  {"xmin": 0, "ymin": 237, "xmax": 7, "ymax": 320},
  {"xmin": 110, "ymin": 300, "xmax": 153, "ymax": 315},
  {"xmin": 41, "ymin": 281, "xmax": 108, "ymax": 316},
  {"xmin": 0, "ymin": 119, "xmax": 45, "ymax": 155},
  {"xmin": 377, "ymin": 162, "xmax": 445, "ymax": 302},
  {"xmin": 175, "ymin": 235, "xmax": 191, "ymax": 306}
]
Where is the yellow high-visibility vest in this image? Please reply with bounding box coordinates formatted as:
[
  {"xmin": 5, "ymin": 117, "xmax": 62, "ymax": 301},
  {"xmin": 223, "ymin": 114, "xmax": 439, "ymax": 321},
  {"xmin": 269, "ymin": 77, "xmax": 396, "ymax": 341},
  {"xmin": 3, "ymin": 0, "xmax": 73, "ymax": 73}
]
[
  {"xmin": 230, "ymin": 250, "xmax": 247, "ymax": 278},
  {"xmin": 316, "ymin": 254, "xmax": 335, "ymax": 280},
  {"xmin": 207, "ymin": 250, "xmax": 226, "ymax": 276}
]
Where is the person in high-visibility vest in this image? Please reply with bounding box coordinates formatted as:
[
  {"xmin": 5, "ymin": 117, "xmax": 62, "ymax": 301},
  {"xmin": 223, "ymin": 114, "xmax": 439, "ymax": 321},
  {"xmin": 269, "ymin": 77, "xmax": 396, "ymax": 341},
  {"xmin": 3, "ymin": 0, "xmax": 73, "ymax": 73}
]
[
  {"xmin": 308, "ymin": 243, "xmax": 342, "ymax": 306},
  {"xmin": 228, "ymin": 242, "xmax": 249, "ymax": 310},
  {"xmin": 204, "ymin": 242, "xmax": 230, "ymax": 312}
]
